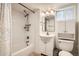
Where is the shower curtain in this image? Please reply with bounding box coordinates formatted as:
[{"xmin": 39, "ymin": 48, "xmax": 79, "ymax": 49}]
[{"xmin": 0, "ymin": 3, "xmax": 12, "ymax": 56}]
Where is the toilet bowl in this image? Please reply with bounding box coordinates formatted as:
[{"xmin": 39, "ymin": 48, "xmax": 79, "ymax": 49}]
[{"xmin": 59, "ymin": 51, "xmax": 73, "ymax": 56}]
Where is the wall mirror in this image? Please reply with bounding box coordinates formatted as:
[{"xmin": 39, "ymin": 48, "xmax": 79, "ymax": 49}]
[{"xmin": 42, "ymin": 14, "xmax": 55, "ymax": 32}]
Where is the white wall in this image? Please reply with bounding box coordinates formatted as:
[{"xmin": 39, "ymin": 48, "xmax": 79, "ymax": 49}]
[
  {"xmin": 11, "ymin": 8, "xmax": 27, "ymax": 53},
  {"xmin": 26, "ymin": 10, "xmax": 40, "ymax": 52},
  {"xmin": 33, "ymin": 10, "xmax": 40, "ymax": 52},
  {"xmin": 77, "ymin": 4, "xmax": 79, "ymax": 55},
  {"xmin": 11, "ymin": 5, "xmax": 40, "ymax": 54}
]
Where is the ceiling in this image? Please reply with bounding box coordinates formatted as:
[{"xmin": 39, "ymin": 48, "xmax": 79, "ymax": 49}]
[
  {"xmin": 24, "ymin": 3, "xmax": 71, "ymax": 10},
  {"xmin": 12, "ymin": 3, "xmax": 74, "ymax": 14}
]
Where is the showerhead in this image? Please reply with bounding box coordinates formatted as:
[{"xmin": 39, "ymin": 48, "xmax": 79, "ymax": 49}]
[{"xmin": 24, "ymin": 10, "xmax": 29, "ymax": 17}]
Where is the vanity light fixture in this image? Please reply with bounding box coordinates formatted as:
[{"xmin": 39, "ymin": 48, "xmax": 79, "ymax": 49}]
[
  {"xmin": 50, "ymin": 10, "xmax": 55, "ymax": 15},
  {"xmin": 46, "ymin": 11, "xmax": 49, "ymax": 15},
  {"xmin": 42, "ymin": 9, "xmax": 55, "ymax": 16},
  {"xmin": 41, "ymin": 11, "xmax": 45, "ymax": 16}
]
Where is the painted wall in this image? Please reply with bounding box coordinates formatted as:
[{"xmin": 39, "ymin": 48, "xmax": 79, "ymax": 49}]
[
  {"xmin": 0, "ymin": 4, "xmax": 1, "ymax": 39},
  {"xmin": 11, "ymin": 8, "xmax": 27, "ymax": 53},
  {"xmin": 77, "ymin": 4, "xmax": 79, "ymax": 56},
  {"xmin": 25, "ymin": 10, "xmax": 40, "ymax": 52},
  {"xmin": 11, "ymin": 5, "xmax": 40, "ymax": 54},
  {"xmin": 71, "ymin": 4, "xmax": 78, "ymax": 56},
  {"xmin": 33, "ymin": 10, "xmax": 40, "ymax": 52}
]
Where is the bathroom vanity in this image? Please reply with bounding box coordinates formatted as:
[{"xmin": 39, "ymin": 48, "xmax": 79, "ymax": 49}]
[
  {"xmin": 39, "ymin": 10, "xmax": 55, "ymax": 56},
  {"xmin": 39, "ymin": 35, "xmax": 55, "ymax": 56}
]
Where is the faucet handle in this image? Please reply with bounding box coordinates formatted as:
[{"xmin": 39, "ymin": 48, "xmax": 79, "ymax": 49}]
[{"xmin": 47, "ymin": 32, "xmax": 49, "ymax": 35}]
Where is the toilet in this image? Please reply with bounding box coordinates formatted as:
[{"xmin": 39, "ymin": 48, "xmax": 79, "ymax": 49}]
[
  {"xmin": 59, "ymin": 51, "xmax": 73, "ymax": 56},
  {"xmin": 58, "ymin": 39, "xmax": 74, "ymax": 56}
]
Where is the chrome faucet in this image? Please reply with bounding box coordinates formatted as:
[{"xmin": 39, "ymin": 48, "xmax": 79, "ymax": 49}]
[{"xmin": 46, "ymin": 32, "xmax": 49, "ymax": 35}]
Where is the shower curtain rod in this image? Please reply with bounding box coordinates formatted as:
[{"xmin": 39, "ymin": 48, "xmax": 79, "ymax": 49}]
[{"xmin": 18, "ymin": 3, "xmax": 35, "ymax": 13}]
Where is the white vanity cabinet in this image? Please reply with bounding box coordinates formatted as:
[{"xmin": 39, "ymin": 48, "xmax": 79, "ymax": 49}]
[
  {"xmin": 56, "ymin": 6, "xmax": 76, "ymax": 33},
  {"xmin": 39, "ymin": 35, "xmax": 55, "ymax": 56},
  {"xmin": 46, "ymin": 37, "xmax": 54, "ymax": 56}
]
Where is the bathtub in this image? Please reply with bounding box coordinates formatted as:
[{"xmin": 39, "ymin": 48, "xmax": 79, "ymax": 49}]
[{"xmin": 12, "ymin": 44, "xmax": 34, "ymax": 56}]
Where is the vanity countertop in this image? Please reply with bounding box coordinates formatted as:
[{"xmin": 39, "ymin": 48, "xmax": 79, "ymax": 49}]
[{"xmin": 40, "ymin": 34, "xmax": 55, "ymax": 38}]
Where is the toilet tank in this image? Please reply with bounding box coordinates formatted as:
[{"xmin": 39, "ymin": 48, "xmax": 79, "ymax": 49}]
[{"xmin": 58, "ymin": 40, "xmax": 74, "ymax": 51}]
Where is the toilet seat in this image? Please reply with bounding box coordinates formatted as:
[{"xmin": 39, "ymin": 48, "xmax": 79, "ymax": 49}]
[{"xmin": 59, "ymin": 51, "xmax": 73, "ymax": 56}]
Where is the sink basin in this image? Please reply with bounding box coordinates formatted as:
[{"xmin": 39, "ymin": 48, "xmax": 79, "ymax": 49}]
[
  {"xmin": 40, "ymin": 35, "xmax": 53, "ymax": 38},
  {"xmin": 40, "ymin": 35, "xmax": 54, "ymax": 44}
]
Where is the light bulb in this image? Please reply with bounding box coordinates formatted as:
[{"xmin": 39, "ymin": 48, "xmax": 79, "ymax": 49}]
[
  {"xmin": 41, "ymin": 12, "xmax": 45, "ymax": 16},
  {"xmin": 50, "ymin": 10, "xmax": 55, "ymax": 15},
  {"xmin": 46, "ymin": 11, "xmax": 49, "ymax": 15}
]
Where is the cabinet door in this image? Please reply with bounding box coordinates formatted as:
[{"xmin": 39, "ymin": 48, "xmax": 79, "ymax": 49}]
[
  {"xmin": 46, "ymin": 37, "xmax": 54, "ymax": 56},
  {"xmin": 39, "ymin": 37, "xmax": 54, "ymax": 56},
  {"xmin": 39, "ymin": 38, "xmax": 46, "ymax": 54}
]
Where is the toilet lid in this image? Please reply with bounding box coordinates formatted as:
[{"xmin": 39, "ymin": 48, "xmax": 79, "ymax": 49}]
[{"xmin": 59, "ymin": 51, "xmax": 73, "ymax": 56}]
